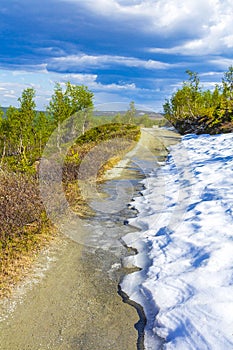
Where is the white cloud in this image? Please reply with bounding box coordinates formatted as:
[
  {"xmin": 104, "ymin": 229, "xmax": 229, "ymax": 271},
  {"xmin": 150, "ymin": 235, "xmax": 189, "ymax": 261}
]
[
  {"xmin": 3, "ymin": 93, "xmax": 17, "ymax": 98},
  {"xmin": 55, "ymin": 73, "xmax": 98, "ymax": 85},
  {"xmin": 223, "ymin": 34, "xmax": 233, "ymax": 48},
  {"xmin": 49, "ymin": 54, "xmax": 172, "ymax": 71},
  {"xmin": 63, "ymin": 0, "xmax": 221, "ymax": 36},
  {"xmin": 10, "ymin": 64, "xmax": 48, "ymax": 75},
  {"xmin": 148, "ymin": 0, "xmax": 233, "ymax": 55},
  {"xmin": 56, "ymin": 72, "xmax": 139, "ymax": 91},
  {"xmin": 199, "ymin": 71, "xmax": 223, "ymax": 77},
  {"xmin": 208, "ymin": 57, "xmax": 233, "ymax": 69},
  {"xmin": 0, "ymin": 68, "xmax": 144, "ymax": 109},
  {"xmin": 201, "ymin": 81, "xmax": 219, "ymax": 89}
]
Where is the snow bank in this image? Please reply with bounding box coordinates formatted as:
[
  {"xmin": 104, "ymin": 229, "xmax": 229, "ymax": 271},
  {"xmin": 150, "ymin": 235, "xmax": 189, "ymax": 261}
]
[{"xmin": 121, "ymin": 132, "xmax": 233, "ymax": 349}]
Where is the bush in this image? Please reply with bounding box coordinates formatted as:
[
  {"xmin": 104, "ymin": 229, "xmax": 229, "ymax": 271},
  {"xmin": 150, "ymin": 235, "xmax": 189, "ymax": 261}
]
[{"xmin": 0, "ymin": 171, "xmax": 44, "ymax": 244}]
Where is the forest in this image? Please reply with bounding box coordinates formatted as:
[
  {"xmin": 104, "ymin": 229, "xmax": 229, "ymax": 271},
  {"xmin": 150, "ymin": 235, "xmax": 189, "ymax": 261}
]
[{"xmin": 163, "ymin": 66, "xmax": 233, "ymax": 134}]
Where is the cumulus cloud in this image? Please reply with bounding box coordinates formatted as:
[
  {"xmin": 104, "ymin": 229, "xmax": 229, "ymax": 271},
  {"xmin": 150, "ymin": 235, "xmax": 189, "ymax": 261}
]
[
  {"xmin": 148, "ymin": 0, "xmax": 233, "ymax": 55},
  {"xmin": 63, "ymin": 0, "xmax": 219, "ymax": 36}
]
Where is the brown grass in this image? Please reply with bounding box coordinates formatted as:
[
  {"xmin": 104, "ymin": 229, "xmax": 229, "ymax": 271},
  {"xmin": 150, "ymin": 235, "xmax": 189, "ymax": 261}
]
[
  {"xmin": 0, "ymin": 222, "xmax": 57, "ymax": 298},
  {"xmin": 0, "ymin": 170, "xmax": 58, "ymax": 297}
]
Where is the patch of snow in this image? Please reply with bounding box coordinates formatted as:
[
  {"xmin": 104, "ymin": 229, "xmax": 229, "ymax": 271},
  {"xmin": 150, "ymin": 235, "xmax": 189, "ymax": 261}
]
[{"xmin": 121, "ymin": 132, "xmax": 233, "ymax": 349}]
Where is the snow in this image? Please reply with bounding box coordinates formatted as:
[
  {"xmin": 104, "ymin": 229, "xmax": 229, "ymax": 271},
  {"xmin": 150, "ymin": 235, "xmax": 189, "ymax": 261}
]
[{"xmin": 121, "ymin": 132, "xmax": 233, "ymax": 349}]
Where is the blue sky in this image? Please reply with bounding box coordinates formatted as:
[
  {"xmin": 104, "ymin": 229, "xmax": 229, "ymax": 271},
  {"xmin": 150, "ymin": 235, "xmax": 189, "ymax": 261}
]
[{"xmin": 0, "ymin": 0, "xmax": 233, "ymax": 111}]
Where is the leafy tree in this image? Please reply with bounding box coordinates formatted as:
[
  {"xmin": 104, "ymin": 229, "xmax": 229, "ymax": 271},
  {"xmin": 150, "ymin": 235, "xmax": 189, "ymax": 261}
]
[
  {"xmin": 65, "ymin": 83, "xmax": 94, "ymax": 135},
  {"xmin": 48, "ymin": 83, "xmax": 94, "ymax": 151},
  {"xmin": 219, "ymin": 66, "xmax": 233, "ymax": 121},
  {"xmin": 183, "ymin": 70, "xmax": 202, "ymax": 117},
  {"xmin": 65, "ymin": 82, "xmax": 94, "ymax": 114},
  {"xmin": 163, "ymin": 67, "xmax": 233, "ymax": 134},
  {"xmin": 212, "ymin": 85, "xmax": 222, "ymax": 108},
  {"xmin": 163, "ymin": 70, "xmax": 202, "ymax": 122},
  {"xmin": 125, "ymin": 101, "xmax": 136, "ymax": 123},
  {"xmin": 33, "ymin": 112, "xmax": 53, "ymax": 155},
  {"xmin": 222, "ymin": 65, "xmax": 233, "ymax": 101},
  {"xmin": 3, "ymin": 106, "xmax": 21, "ymax": 158},
  {"xmin": 17, "ymin": 88, "xmax": 37, "ymax": 164}
]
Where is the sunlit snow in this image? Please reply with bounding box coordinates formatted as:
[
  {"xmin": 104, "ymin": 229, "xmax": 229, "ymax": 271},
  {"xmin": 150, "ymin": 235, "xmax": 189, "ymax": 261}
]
[{"xmin": 122, "ymin": 132, "xmax": 233, "ymax": 349}]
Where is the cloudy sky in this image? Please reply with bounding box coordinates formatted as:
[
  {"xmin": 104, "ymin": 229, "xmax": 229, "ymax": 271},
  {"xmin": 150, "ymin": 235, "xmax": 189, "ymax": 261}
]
[{"xmin": 0, "ymin": 0, "xmax": 233, "ymax": 111}]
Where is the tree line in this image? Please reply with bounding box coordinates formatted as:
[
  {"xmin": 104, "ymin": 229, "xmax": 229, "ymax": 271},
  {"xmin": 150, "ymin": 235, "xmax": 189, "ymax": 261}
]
[
  {"xmin": 163, "ymin": 66, "xmax": 233, "ymax": 134},
  {"xmin": 0, "ymin": 84, "xmax": 159, "ymax": 172},
  {"xmin": 0, "ymin": 83, "xmax": 94, "ymax": 171}
]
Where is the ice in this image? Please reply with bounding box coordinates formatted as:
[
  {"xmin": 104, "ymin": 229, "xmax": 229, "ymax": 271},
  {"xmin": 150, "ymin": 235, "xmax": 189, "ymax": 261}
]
[{"xmin": 121, "ymin": 132, "xmax": 233, "ymax": 349}]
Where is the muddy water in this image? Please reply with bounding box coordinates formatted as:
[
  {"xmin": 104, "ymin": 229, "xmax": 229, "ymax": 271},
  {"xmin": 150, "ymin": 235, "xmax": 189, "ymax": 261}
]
[{"xmin": 0, "ymin": 128, "xmax": 180, "ymax": 350}]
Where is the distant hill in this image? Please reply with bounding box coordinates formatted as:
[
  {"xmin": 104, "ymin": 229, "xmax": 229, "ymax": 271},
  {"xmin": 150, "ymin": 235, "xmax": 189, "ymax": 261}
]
[
  {"xmin": 0, "ymin": 106, "xmax": 47, "ymax": 116},
  {"xmin": 1, "ymin": 106, "xmax": 164, "ymax": 119},
  {"xmin": 93, "ymin": 110, "xmax": 164, "ymax": 119}
]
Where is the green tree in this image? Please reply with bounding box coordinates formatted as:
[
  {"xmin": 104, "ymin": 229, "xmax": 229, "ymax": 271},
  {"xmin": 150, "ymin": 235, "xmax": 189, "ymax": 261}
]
[
  {"xmin": 222, "ymin": 65, "xmax": 233, "ymax": 101},
  {"xmin": 183, "ymin": 70, "xmax": 202, "ymax": 117},
  {"xmin": 2, "ymin": 106, "xmax": 21, "ymax": 161},
  {"xmin": 65, "ymin": 82, "xmax": 94, "ymax": 114},
  {"xmin": 48, "ymin": 83, "xmax": 72, "ymax": 152},
  {"xmin": 34, "ymin": 112, "xmax": 53, "ymax": 155},
  {"xmin": 212, "ymin": 85, "xmax": 222, "ymax": 108},
  {"xmin": 163, "ymin": 67, "xmax": 233, "ymax": 133},
  {"xmin": 65, "ymin": 83, "xmax": 94, "ymax": 135},
  {"xmin": 164, "ymin": 70, "xmax": 207, "ymax": 121},
  {"xmin": 125, "ymin": 101, "xmax": 136, "ymax": 123},
  {"xmin": 220, "ymin": 66, "xmax": 233, "ymax": 121},
  {"xmin": 17, "ymin": 88, "xmax": 36, "ymax": 164},
  {"xmin": 48, "ymin": 83, "xmax": 94, "ymax": 151}
]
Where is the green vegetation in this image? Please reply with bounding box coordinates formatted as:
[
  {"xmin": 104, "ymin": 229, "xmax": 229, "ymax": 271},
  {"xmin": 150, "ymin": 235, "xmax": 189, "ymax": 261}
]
[
  {"xmin": 0, "ymin": 84, "xmax": 94, "ymax": 172},
  {"xmin": 163, "ymin": 66, "xmax": 233, "ymax": 134},
  {"xmin": 0, "ymin": 83, "xmax": 141, "ymax": 297}
]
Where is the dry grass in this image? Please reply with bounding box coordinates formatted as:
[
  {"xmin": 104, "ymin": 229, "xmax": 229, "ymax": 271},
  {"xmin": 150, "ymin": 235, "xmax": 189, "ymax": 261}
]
[{"xmin": 0, "ymin": 222, "xmax": 58, "ymax": 298}]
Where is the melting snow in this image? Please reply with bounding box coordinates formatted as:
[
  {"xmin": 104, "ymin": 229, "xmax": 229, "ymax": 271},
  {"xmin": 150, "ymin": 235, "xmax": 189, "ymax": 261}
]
[{"xmin": 121, "ymin": 132, "xmax": 233, "ymax": 349}]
